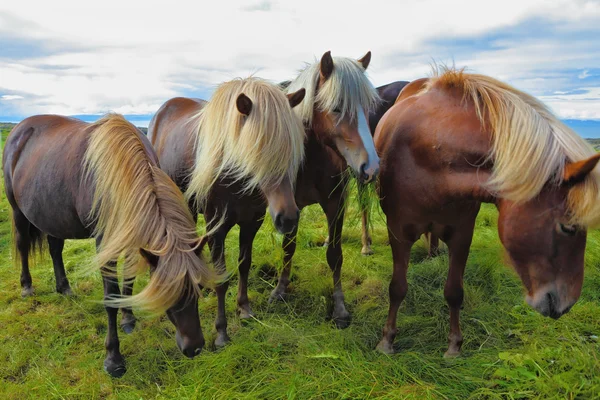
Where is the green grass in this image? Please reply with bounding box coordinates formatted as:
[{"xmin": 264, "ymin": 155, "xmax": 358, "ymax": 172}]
[{"xmin": 1, "ymin": 127, "xmax": 599, "ymax": 399}]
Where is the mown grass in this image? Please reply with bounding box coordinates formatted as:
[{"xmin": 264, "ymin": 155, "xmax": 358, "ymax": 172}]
[{"xmin": 0, "ymin": 127, "xmax": 599, "ymax": 399}]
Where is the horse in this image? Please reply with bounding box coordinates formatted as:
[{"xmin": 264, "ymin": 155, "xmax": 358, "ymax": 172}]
[
  {"xmin": 374, "ymin": 68, "xmax": 600, "ymax": 357},
  {"xmin": 269, "ymin": 51, "xmax": 381, "ymax": 328},
  {"xmin": 359, "ymin": 80, "xmax": 440, "ymax": 256},
  {"xmin": 3, "ymin": 114, "xmax": 217, "ymax": 377},
  {"xmin": 148, "ymin": 77, "xmax": 306, "ymax": 346}
]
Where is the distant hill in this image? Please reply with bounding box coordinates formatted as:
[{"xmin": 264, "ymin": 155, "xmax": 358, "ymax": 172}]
[
  {"xmin": 0, "ymin": 122, "xmax": 147, "ymax": 135},
  {"xmin": 0, "ymin": 121, "xmax": 597, "ymax": 149},
  {"xmin": 588, "ymin": 138, "xmax": 600, "ymax": 151}
]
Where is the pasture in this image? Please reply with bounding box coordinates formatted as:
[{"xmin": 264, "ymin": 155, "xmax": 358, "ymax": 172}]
[{"xmin": 0, "ymin": 126, "xmax": 599, "ymax": 399}]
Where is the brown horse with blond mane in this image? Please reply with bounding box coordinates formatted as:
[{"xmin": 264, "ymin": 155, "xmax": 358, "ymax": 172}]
[
  {"xmin": 269, "ymin": 51, "xmax": 380, "ymax": 328},
  {"xmin": 148, "ymin": 77, "xmax": 306, "ymax": 346},
  {"xmin": 374, "ymin": 68, "xmax": 600, "ymax": 356},
  {"xmin": 3, "ymin": 114, "xmax": 217, "ymax": 377}
]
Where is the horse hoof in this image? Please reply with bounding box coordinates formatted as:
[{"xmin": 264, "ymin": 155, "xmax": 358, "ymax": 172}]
[
  {"xmin": 214, "ymin": 333, "xmax": 230, "ymax": 349},
  {"xmin": 21, "ymin": 287, "xmax": 35, "ymax": 297},
  {"xmin": 375, "ymin": 339, "xmax": 395, "ymax": 355},
  {"xmin": 443, "ymin": 349, "xmax": 461, "ymax": 358},
  {"xmin": 103, "ymin": 358, "xmax": 126, "ymax": 378},
  {"xmin": 58, "ymin": 287, "xmax": 74, "ymax": 296},
  {"xmin": 238, "ymin": 307, "xmax": 255, "ymax": 320},
  {"xmin": 361, "ymin": 246, "xmax": 374, "ymax": 256},
  {"xmin": 268, "ymin": 290, "xmax": 286, "ymax": 303},
  {"xmin": 121, "ymin": 321, "xmax": 136, "ymax": 334},
  {"xmin": 333, "ymin": 312, "xmax": 351, "ymax": 329}
]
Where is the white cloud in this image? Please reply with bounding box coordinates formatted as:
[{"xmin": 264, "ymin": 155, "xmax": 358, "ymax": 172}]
[
  {"xmin": 540, "ymin": 87, "xmax": 600, "ymax": 120},
  {"xmin": 579, "ymin": 69, "xmax": 591, "ymax": 79},
  {"xmin": 0, "ymin": 0, "xmax": 599, "ymax": 120},
  {"xmin": 1, "ymin": 95, "xmax": 24, "ymax": 101}
]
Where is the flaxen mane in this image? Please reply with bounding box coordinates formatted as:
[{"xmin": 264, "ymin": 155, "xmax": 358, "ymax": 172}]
[
  {"xmin": 427, "ymin": 67, "xmax": 600, "ymax": 227},
  {"xmin": 185, "ymin": 77, "xmax": 305, "ymax": 207},
  {"xmin": 286, "ymin": 56, "xmax": 380, "ymax": 125},
  {"xmin": 83, "ymin": 114, "xmax": 218, "ymax": 312}
]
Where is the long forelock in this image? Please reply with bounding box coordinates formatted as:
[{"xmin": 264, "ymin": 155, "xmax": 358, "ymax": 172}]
[
  {"xmin": 185, "ymin": 77, "xmax": 305, "ymax": 208},
  {"xmin": 286, "ymin": 57, "xmax": 380, "ymax": 125}
]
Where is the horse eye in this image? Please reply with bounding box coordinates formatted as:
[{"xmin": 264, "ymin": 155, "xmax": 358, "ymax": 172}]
[
  {"xmin": 558, "ymin": 223, "xmax": 577, "ymax": 236},
  {"xmin": 332, "ymin": 107, "xmax": 341, "ymax": 114}
]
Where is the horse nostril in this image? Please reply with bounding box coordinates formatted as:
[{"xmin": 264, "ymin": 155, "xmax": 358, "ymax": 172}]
[
  {"xmin": 359, "ymin": 163, "xmax": 371, "ymax": 183},
  {"xmin": 275, "ymin": 214, "xmax": 283, "ymax": 228},
  {"xmin": 194, "ymin": 348, "xmax": 202, "ymax": 356},
  {"xmin": 546, "ymin": 292, "xmax": 562, "ymax": 319}
]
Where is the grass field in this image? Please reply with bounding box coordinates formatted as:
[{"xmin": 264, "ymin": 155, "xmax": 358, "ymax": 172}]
[{"xmin": 0, "ymin": 126, "xmax": 599, "ymax": 399}]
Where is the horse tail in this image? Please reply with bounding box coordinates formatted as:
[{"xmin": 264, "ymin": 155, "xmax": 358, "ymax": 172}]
[{"xmin": 4, "ymin": 123, "xmax": 47, "ymax": 267}]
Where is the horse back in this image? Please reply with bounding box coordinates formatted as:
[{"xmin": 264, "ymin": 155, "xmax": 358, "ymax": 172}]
[{"xmin": 148, "ymin": 97, "xmax": 206, "ymax": 191}]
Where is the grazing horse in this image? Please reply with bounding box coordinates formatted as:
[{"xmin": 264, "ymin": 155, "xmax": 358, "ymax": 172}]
[
  {"xmin": 360, "ymin": 80, "xmax": 440, "ymax": 256},
  {"xmin": 269, "ymin": 51, "xmax": 380, "ymax": 328},
  {"xmin": 374, "ymin": 69, "xmax": 600, "ymax": 356},
  {"xmin": 3, "ymin": 114, "xmax": 217, "ymax": 377},
  {"xmin": 148, "ymin": 77, "xmax": 306, "ymax": 346}
]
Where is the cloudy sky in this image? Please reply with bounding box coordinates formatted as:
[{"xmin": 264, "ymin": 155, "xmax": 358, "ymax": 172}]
[{"xmin": 1, "ymin": 0, "xmax": 599, "ymax": 136}]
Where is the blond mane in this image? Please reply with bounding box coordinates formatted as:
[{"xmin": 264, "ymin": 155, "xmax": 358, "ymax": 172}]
[
  {"xmin": 427, "ymin": 67, "xmax": 600, "ymax": 227},
  {"xmin": 286, "ymin": 56, "xmax": 380, "ymax": 125},
  {"xmin": 83, "ymin": 114, "xmax": 219, "ymax": 313},
  {"xmin": 185, "ymin": 77, "xmax": 305, "ymax": 207}
]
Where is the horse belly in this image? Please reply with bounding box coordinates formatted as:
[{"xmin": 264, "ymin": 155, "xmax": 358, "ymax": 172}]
[{"xmin": 12, "ymin": 151, "xmax": 91, "ymax": 240}]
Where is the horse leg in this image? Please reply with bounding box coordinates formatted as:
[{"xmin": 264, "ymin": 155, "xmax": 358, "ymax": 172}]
[
  {"xmin": 269, "ymin": 225, "xmax": 298, "ymax": 303},
  {"xmin": 120, "ymin": 277, "xmax": 136, "ymax": 334},
  {"xmin": 14, "ymin": 211, "xmax": 34, "ymax": 297},
  {"xmin": 359, "ymin": 184, "xmax": 373, "ymax": 256},
  {"xmin": 47, "ymin": 236, "xmax": 73, "ymax": 295},
  {"xmin": 428, "ymin": 232, "xmax": 440, "ymax": 258},
  {"xmin": 376, "ymin": 229, "xmax": 413, "ymax": 354},
  {"xmin": 322, "ymin": 199, "xmax": 351, "ymax": 328},
  {"xmin": 236, "ymin": 219, "xmax": 263, "ymax": 319},
  {"xmin": 100, "ymin": 258, "xmax": 126, "ymax": 377},
  {"xmin": 209, "ymin": 228, "xmax": 231, "ymax": 348},
  {"xmin": 361, "ymin": 207, "xmax": 373, "ymax": 256},
  {"xmin": 443, "ymin": 222, "xmax": 475, "ymax": 358}
]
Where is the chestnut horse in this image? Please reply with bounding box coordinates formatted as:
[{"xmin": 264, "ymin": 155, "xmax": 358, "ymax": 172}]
[
  {"xmin": 148, "ymin": 77, "xmax": 306, "ymax": 346},
  {"xmin": 3, "ymin": 114, "xmax": 216, "ymax": 377},
  {"xmin": 269, "ymin": 51, "xmax": 381, "ymax": 328},
  {"xmin": 359, "ymin": 80, "xmax": 440, "ymax": 256},
  {"xmin": 375, "ymin": 69, "xmax": 600, "ymax": 356}
]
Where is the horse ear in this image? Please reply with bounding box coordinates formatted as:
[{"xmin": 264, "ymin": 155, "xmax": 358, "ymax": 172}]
[
  {"xmin": 358, "ymin": 51, "xmax": 371, "ymax": 70},
  {"xmin": 320, "ymin": 51, "xmax": 334, "ymax": 80},
  {"xmin": 287, "ymin": 88, "xmax": 305, "ymax": 108},
  {"xmin": 236, "ymin": 93, "xmax": 253, "ymax": 116},
  {"xmin": 563, "ymin": 153, "xmax": 600, "ymax": 185},
  {"xmin": 139, "ymin": 248, "xmax": 159, "ymax": 267}
]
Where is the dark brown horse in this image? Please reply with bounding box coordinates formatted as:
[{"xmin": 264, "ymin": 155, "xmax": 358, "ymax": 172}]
[
  {"xmin": 148, "ymin": 77, "xmax": 306, "ymax": 347},
  {"xmin": 374, "ymin": 69, "xmax": 600, "ymax": 356},
  {"xmin": 359, "ymin": 80, "xmax": 439, "ymax": 256},
  {"xmin": 269, "ymin": 51, "xmax": 381, "ymax": 328},
  {"xmin": 3, "ymin": 114, "xmax": 216, "ymax": 377}
]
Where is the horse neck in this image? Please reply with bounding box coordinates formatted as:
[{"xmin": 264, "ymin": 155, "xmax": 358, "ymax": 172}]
[{"xmin": 440, "ymin": 134, "xmax": 497, "ymax": 204}]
